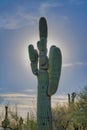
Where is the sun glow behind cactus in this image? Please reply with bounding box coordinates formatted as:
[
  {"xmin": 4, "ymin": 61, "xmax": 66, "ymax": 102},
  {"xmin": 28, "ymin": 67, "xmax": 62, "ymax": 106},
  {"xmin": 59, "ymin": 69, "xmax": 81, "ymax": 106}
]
[
  {"xmin": 21, "ymin": 39, "xmax": 53, "ymax": 67},
  {"xmin": 21, "ymin": 37, "xmax": 68, "ymax": 68}
]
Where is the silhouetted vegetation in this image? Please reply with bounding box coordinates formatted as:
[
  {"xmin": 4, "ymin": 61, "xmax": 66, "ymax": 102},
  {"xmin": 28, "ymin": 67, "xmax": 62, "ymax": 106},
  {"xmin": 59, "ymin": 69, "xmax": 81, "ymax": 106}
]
[
  {"xmin": 0, "ymin": 86, "xmax": 87, "ymax": 130},
  {"xmin": 52, "ymin": 86, "xmax": 87, "ymax": 130}
]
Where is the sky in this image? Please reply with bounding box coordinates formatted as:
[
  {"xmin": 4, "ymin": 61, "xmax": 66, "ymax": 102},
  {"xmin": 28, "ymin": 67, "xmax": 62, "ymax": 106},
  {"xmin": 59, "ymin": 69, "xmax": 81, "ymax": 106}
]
[{"xmin": 0, "ymin": 0, "xmax": 87, "ymax": 117}]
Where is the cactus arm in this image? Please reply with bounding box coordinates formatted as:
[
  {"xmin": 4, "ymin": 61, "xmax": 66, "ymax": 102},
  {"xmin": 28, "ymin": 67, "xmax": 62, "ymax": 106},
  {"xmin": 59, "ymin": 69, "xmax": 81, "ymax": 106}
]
[
  {"xmin": 37, "ymin": 38, "xmax": 49, "ymax": 71},
  {"xmin": 39, "ymin": 17, "xmax": 47, "ymax": 39},
  {"xmin": 28, "ymin": 45, "xmax": 38, "ymax": 62},
  {"xmin": 48, "ymin": 45, "xmax": 62, "ymax": 96},
  {"xmin": 28, "ymin": 44, "xmax": 38, "ymax": 76}
]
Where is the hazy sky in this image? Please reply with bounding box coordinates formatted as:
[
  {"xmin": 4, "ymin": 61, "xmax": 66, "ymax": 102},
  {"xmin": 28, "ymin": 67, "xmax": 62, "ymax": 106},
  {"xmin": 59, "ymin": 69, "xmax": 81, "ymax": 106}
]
[{"xmin": 0, "ymin": 0, "xmax": 87, "ymax": 115}]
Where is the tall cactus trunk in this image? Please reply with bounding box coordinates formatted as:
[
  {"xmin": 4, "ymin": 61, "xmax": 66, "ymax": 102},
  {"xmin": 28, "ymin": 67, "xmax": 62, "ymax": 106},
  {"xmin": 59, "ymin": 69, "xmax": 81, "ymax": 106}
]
[
  {"xmin": 28, "ymin": 17, "xmax": 62, "ymax": 130},
  {"xmin": 37, "ymin": 70, "xmax": 52, "ymax": 130}
]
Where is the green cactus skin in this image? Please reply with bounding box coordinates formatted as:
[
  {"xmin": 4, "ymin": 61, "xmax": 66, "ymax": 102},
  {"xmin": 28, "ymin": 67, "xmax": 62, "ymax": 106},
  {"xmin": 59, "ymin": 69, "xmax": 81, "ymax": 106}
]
[
  {"xmin": 39, "ymin": 17, "xmax": 47, "ymax": 39},
  {"xmin": 28, "ymin": 17, "xmax": 62, "ymax": 130},
  {"xmin": 48, "ymin": 45, "xmax": 62, "ymax": 96}
]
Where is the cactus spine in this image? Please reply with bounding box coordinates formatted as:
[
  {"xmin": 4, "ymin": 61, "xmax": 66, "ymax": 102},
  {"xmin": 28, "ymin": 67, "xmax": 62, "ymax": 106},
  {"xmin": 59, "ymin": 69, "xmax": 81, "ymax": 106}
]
[{"xmin": 28, "ymin": 17, "xmax": 62, "ymax": 130}]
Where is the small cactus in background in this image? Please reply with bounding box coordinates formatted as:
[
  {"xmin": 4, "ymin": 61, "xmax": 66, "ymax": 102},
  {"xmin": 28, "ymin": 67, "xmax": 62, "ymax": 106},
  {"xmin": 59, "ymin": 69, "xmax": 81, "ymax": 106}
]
[
  {"xmin": 18, "ymin": 117, "xmax": 23, "ymax": 130},
  {"xmin": 2, "ymin": 106, "xmax": 10, "ymax": 128},
  {"xmin": 68, "ymin": 92, "xmax": 76, "ymax": 106},
  {"xmin": 72, "ymin": 92, "xmax": 76, "ymax": 103},
  {"xmin": 27, "ymin": 112, "xmax": 30, "ymax": 125},
  {"xmin": 28, "ymin": 17, "xmax": 62, "ymax": 130}
]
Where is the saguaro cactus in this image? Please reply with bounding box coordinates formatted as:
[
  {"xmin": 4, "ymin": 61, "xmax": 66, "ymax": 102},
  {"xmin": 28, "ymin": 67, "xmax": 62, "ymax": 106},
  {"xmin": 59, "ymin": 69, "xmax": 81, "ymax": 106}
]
[{"xmin": 28, "ymin": 17, "xmax": 62, "ymax": 130}]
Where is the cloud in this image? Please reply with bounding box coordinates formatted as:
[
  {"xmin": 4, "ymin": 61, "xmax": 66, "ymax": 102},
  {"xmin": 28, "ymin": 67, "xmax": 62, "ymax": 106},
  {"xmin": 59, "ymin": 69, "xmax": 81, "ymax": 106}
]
[
  {"xmin": 0, "ymin": 93, "xmax": 36, "ymax": 107},
  {"xmin": 63, "ymin": 62, "xmax": 87, "ymax": 68},
  {"xmin": 0, "ymin": 93, "xmax": 37, "ymax": 115},
  {"xmin": 0, "ymin": 93, "xmax": 36, "ymax": 104},
  {"xmin": 24, "ymin": 89, "xmax": 35, "ymax": 93},
  {"xmin": 39, "ymin": 0, "xmax": 86, "ymax": 15},
  {"xmin": 0, "ymin": 8, "xmax": 38, "ymax": 30},
  {"xmin": 0, "ymin": 1, "xmax": 79, "ymax": 30},
  {"xmin": 0, "ymin": 0, "xmax": 85, "ymax": 30},
  {"xmin": 52, "ymin": 94, "xmax": 68, "ymax": 107},
  {"xmin": 69, "ymin": 0, "xmax": 86, "ymax": 5},
  {"xmin": 39, "ymin": 2, "xmax": 63, "ymax": 15},
  {"xmin": 0, "ymin": 92, "xmax": 68, "ymax": 117},
  {"xmin": 0, "ymin": 93, "xmax": 36, "ymax": 98},
  {"xmin": 1, "ymin": 92, "xmax": 68, "ymax": 106}
]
